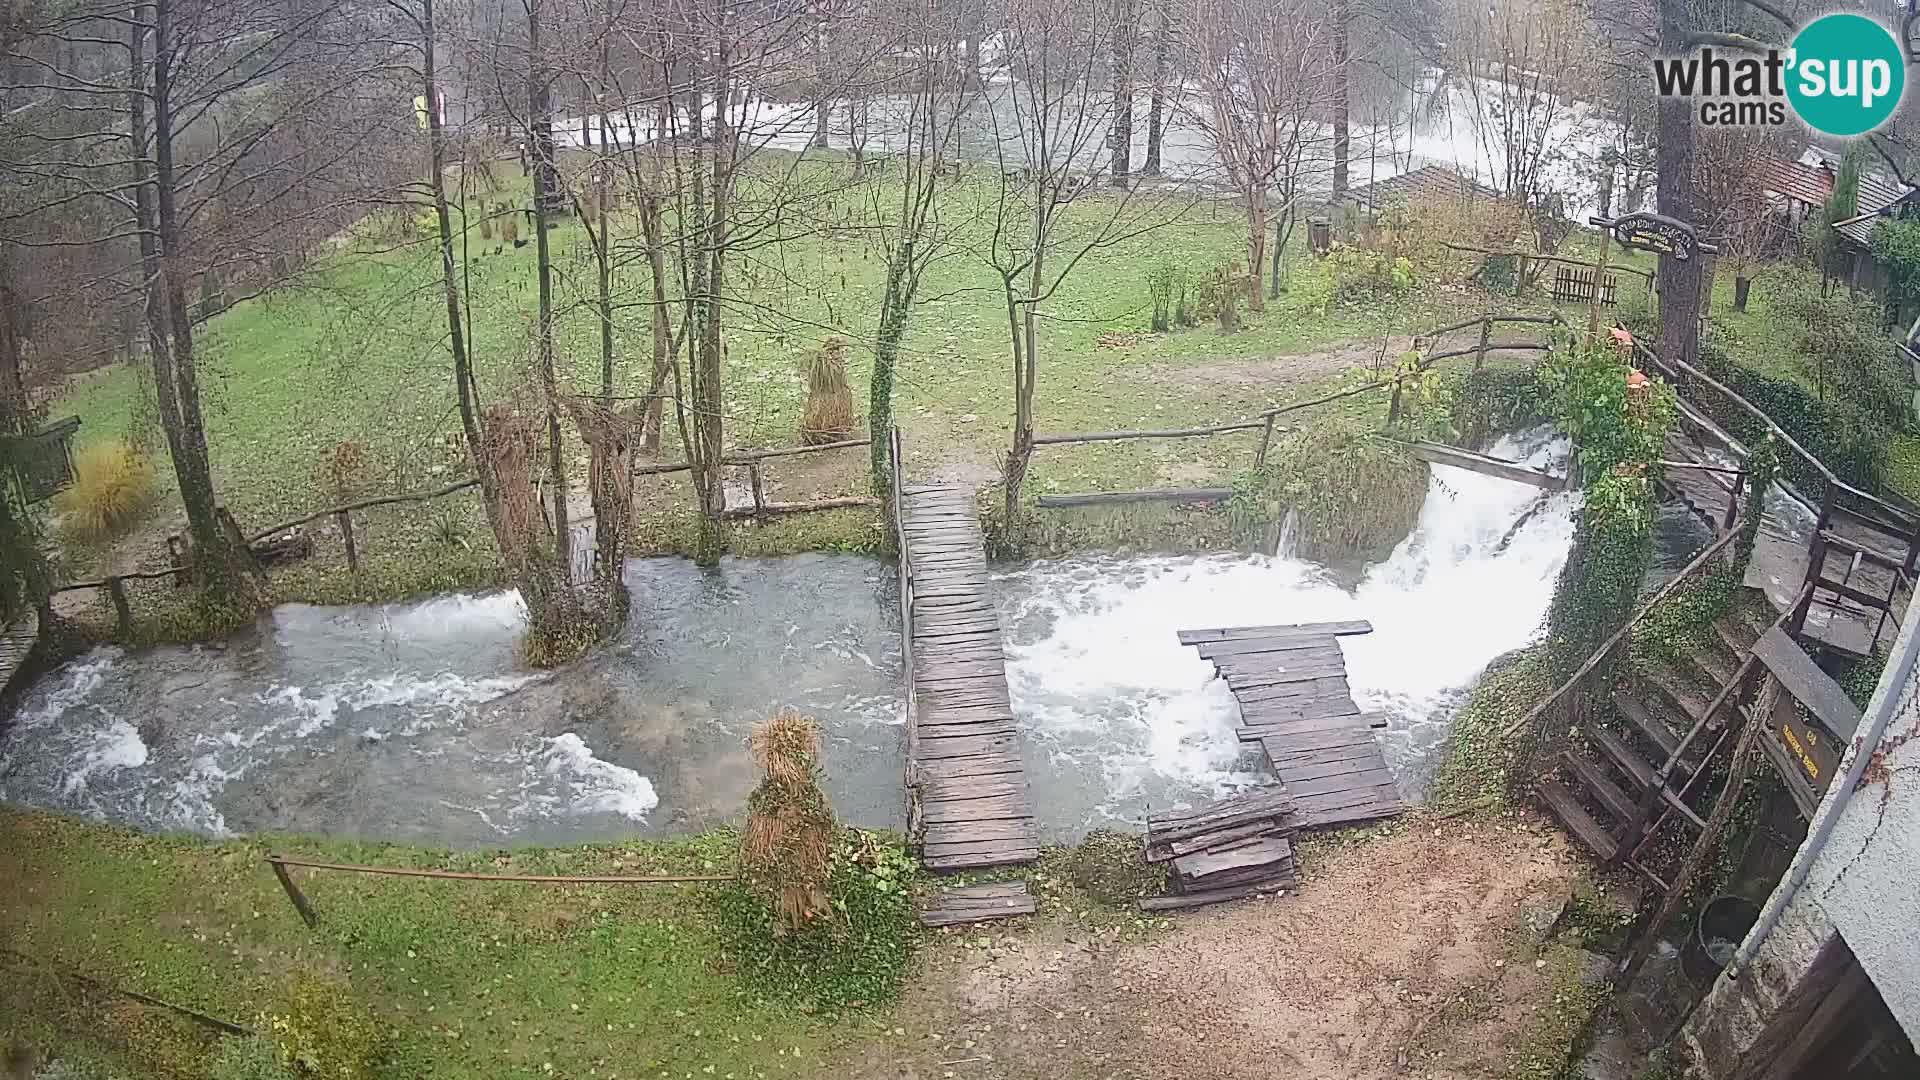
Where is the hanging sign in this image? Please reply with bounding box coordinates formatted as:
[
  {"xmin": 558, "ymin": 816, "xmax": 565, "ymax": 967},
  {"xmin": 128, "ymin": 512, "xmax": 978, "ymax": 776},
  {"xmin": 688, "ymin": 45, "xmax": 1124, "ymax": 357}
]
[{"xmin": 1589, "ymin": 213, "xmax": 1718, "ymax": 262}]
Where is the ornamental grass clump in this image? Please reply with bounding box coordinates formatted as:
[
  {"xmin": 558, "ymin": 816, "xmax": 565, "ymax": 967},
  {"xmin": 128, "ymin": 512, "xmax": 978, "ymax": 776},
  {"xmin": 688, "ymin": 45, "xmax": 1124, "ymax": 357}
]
[
  {"xmin": 800, "ymin": 336, "xmax": 855, "ymax": 445},
  {"xmin": 741, "ymin": 708, "xmax": 837, "ymax": 934}
]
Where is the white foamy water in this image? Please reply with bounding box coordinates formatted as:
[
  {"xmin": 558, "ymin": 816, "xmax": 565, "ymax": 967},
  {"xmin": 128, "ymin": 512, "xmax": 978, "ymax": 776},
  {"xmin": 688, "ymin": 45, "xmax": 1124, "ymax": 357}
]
[
  {"xmin": 540, "ymin": 733, "xmax": 661, "ymax": 820},
  {"xmin": 995, "ymin": 432, "xmax": 1578, "ymax": 836}
]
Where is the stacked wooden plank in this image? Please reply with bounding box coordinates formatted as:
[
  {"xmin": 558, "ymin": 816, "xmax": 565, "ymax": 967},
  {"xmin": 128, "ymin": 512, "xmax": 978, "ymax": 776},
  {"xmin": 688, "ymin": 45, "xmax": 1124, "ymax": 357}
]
[
  {"xmin": 920, "ymin": 881, "xmax": 1037, "ymax": 927},
  {"xmin": 899, "ymin": 484, "xmax": 1040, "ymax": 872},
  {"xmin": 1181, "ymin": 621, "xmax": 1405, "ymax": 830},
  {"xmin": 1141, "ymin": 789, "xmax": 1299, "ymax": 911}
]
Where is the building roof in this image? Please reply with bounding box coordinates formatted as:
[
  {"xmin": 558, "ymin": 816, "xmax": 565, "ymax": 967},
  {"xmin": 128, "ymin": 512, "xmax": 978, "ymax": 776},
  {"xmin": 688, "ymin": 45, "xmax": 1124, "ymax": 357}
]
[
  {"xmin": 1835, "ymin": 179, "xmax": 1917, "ymax": 248},
  {"xmin": 1761, "ymin": 159, "xmax": 1833, "ymax": 207},
  {"xmin": 1341, "ymin": 165, "xmax": 1500, "ymax": 212}
]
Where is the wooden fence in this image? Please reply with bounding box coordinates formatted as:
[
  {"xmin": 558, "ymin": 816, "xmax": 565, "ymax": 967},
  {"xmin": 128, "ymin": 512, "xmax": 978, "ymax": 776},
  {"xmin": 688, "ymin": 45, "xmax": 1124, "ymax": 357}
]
[
  {"xmin": 1027, "ymin": 312, "xmax": 1563, "ymax": 508},
  {"xmin": 52, "ymin": 436, "xmax": 877, "ymax": 634},
  {"xmin": 263, "ymin": 853, "xmax": 732, "ymax": 929},
  {"xmin": 1550, "ymin": 266, "xmax": 1618, "ymax": 306}
]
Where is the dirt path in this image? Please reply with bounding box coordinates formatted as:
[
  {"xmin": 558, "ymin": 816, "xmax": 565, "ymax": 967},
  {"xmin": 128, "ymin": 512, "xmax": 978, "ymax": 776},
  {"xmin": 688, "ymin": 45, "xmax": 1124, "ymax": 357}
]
[{"xmin": 838, "ymin": 816, "xmax": 1587, "ymax": 1080}]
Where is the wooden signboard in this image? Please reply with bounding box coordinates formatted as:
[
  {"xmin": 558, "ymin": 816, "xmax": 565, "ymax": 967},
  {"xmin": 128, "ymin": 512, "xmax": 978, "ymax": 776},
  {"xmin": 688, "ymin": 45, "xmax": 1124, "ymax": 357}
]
[
  {"xmin": 1589, "ymin": 213, "xmax": 1719, "ymax": 263},
  {"xmin": 1776, "ymin": 694, "xmax": 1842, "ymax": 790}
]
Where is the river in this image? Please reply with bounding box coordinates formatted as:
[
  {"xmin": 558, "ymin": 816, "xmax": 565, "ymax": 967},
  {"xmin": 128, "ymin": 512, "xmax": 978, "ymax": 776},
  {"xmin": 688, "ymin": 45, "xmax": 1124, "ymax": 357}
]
[{"xmin": 2, "ymin": 432, "xmax": 1735, "ymax": 847}]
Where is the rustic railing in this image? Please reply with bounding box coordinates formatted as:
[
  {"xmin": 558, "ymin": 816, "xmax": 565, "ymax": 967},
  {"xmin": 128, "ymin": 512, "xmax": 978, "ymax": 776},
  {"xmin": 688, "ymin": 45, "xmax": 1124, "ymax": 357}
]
[
  {"xmin": 630, "ymin": 436, "xmax": 878, "ymax": 519},
  {"xmin": 888, "ymin": 426, "xmax": 921, "ymax": 829},
  {"xmin": 1501, "ymin": 488, "xmax": 1751, "ymax": 794},
  {"xmin": 1633, "ymin": 340, "xmax": 1920, "ymax": 575},
  {"xmin": 262, "ymin": 853, "xmax": 729, "ymax": 929},
  {"xmin": 1612, "ymin": 583, "xmax": 1813, "ymax": 877},
  {"xmin": 1029, "ymin": 312, "xmax": 1563, "ymax": 508},
  {"xmin": 52, "ymin": 436, "xmax": 879, "ymax": 636}
]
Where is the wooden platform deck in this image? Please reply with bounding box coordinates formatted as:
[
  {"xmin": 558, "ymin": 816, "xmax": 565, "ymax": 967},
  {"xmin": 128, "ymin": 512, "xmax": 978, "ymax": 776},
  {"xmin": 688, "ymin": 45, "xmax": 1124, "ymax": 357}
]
[
  {"xmin": 899, "ymin": 484, "xmax": 1040, "ymax": 872},
  {"xmin": 1662, "ymin": 426, "xmax": 1909, "ymax": 656},
  {"xmin": 920, "ymin": 881, "xmax": 1036, "ymax": 927},
  {"xmin": 1180, "ymin": 621, "xmax": 1404, "ymax": 830}
]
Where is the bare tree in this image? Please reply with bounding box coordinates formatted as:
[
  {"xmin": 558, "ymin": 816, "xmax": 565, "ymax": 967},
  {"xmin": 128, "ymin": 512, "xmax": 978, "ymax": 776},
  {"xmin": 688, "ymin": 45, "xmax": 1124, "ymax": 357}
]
[
  {"xmin": 980, "ymin": 0, "xmax": 1180, "ymax": 526},
  {"xmin": 3, "ymin": 0, "xmax": 406, "ymax": 609},
  {"xmin": 866, "ymin": 0, "xmax": 977, "ymax": 496},
  {"xmin": 1180, "ymin": 0, "xmax": 1335, "ymax": 313},
  {"xmin": 1445, "ymin": 0, "xmax": 1594, "ymax": 210}
]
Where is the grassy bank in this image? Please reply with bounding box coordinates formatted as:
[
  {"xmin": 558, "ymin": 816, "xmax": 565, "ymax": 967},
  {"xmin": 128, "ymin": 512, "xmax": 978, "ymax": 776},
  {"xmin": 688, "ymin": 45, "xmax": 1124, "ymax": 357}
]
[
  {"xmin": 0, "ymin": 809, "xmax": 848, "ymax": 1079},
  {"xmin": 46, "ymin": 158, "xmax": 1502, "ymax": 619}
]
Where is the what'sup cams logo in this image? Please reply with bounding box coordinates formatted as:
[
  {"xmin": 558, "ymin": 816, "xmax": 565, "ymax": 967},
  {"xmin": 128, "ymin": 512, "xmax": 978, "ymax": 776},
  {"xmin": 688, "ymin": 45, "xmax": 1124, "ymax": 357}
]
[{"xmin": 1653, "ymin": 12, "xmax": 1906, "ymax": 136}]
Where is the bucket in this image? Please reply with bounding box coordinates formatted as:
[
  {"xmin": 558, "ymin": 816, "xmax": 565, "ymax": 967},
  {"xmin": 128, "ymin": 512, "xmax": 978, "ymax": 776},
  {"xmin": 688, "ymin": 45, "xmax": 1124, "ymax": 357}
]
[{"xmin": 1683, "ymin": 894, "xmax": 1761, "ymax": 984}]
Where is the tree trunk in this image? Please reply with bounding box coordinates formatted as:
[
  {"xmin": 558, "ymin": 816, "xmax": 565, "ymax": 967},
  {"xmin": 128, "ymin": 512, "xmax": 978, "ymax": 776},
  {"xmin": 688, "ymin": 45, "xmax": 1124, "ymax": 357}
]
[
  {"xmin": 1331, "ymin": 1, "xmax": 1350, "ymax": 198},
  {"xmin": 812, "ymin": 22, "xmax": 830, "ymax": 150},
  {"xmin": 421, "ymin": 0, "xmax": 498, "ymax": 526},
  {"xmin": 146, "ymin": 0, "xmax": 263, "ymax": 609},
  {"xmin": 685, "ymin": 2, "xmax": 732, "ymax": 567},
  {"xmin": 528, "ymin": 0, "xmax": 572, "ymax": 583},
  {"xmin": 1270, "ymin": 201, "xmax": 1290, "ymax": 298},
  {"xmin": 1655, "ymin": 0, "xmax": 1701, "ymax": 366},
  {"xmin": 1109, "ymin": 0, "xmax": 1133, "ymax": 186},
  {"xmin": 1246, "ymin": 190, "xmax": 1268, "ymax": 313},
  {"xmin": 1142, "ymin": 0, "xmax": 1166, "ymax": 177},
  {"xmin": 870, "ymin": 296, "xmax": 907, "ymax": 498},
  {"xmin": 639, "ymin": 192, "xmax": 672, "ymax": 453},
  {"xmin": 1734, "ymin": 275, "xmax": 1752, "ymax": 312}
]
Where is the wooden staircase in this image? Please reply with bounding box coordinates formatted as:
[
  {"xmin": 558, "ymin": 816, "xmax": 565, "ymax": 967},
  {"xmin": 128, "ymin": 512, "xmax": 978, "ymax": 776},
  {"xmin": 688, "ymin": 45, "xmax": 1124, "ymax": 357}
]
[{"xmin": 1539, "ymin": 597, "xmax": 1777, "ymax": 884}]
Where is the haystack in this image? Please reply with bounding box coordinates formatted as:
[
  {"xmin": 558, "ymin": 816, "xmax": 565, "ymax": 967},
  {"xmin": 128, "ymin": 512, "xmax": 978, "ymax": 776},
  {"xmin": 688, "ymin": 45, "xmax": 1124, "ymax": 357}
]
[{"xmin": 799, "ymin": 336, "xmax": 855, "ymax": 445}]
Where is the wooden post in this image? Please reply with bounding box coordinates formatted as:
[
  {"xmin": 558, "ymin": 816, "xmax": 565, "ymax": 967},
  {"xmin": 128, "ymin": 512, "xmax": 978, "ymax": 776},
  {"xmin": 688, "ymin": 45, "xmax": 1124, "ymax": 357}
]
[
  {"xmin": 1723, "ymin": 473, "xmax": 1741, "ymax": 534},
  {"xmin": 106, "ymin": 576, "xmax": 133, "ymax": 636},
  {"xmin": 336, "ymin": 510, "xmax": 358, "ymax": 573},
  {"xmin": 1474, "ymin": 316, "xmax": 1492, "ymax": 372},
  {"xmin": 1617, "ymin": 675, "xmax": 1777, "ymax": 987},
  {"xmin": 1588, "ymin": 231, "xmax": 1612, "ymax": 340},
  {"xmin": 269, "ymin": 858, "xmax": 320, "ymax": 928},
  {"xmin": 748, "ymin": 461, "xmax": 767, "ymax": 520},
  {"xmin": 1254, "ymin": 415, "xmax": 1276, "ymax": 469}
]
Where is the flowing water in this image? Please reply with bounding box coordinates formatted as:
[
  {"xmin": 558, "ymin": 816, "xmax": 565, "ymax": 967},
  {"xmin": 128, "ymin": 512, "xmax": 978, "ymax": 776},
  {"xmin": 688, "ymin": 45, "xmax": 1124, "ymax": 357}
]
[
  {"xmin": 996, "ymin": 430, "xmax": 1580, "ymax": 838},
  {"xmin": 0, "ymin": 556, "xmax": 906, "ymax": 846},
  {"xmin": 3, "ymin": 431, "xmax": 1737, "ymax": 846}
]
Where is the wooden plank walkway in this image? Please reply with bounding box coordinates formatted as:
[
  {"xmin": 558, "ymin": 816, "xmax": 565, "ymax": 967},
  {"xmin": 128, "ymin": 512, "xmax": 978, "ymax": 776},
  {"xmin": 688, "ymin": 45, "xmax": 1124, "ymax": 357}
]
[
  {"xmin": 899, "ymin": 484, "xmax": 1040, "ymax": 872},
  {"xmin": 1182, "ymin": 621, "xmax": 1404, "ymax": 830},
  {"xmin": 920, "ymin": 881, "xmax": 1036, "ymax": 927},
  {"xmin": 0, "ymin": 610, "xmax": 37, "ymax": 696}
]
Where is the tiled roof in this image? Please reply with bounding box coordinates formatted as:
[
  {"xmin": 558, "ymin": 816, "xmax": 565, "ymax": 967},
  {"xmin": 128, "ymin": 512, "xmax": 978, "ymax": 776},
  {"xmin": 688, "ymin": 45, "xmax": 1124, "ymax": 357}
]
[
  {"xmin": 1760, "ymin": 159, "xmax": 1832, "ymax": 206},
  {"xmin": 1341, "ymin": 165, "xmax": 1500, "ymax": 212},
  {"xmin": 1835, "ymin": 181, "xmax": 1917, "ymax": 248}
]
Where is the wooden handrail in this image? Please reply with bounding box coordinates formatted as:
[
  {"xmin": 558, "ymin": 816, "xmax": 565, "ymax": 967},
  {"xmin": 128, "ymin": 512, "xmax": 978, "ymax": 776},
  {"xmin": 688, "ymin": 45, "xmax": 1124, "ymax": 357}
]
[
  {"xmin": 248, "ymin": 477, "xmax": 483, "ymax": 542},
  {"xmin": 1500, "ymin": 511, "xmax": 1748, "ymax": 741},
  {"xmin": 1632, "ymin": 339, "xmax": 1919, "ymax": 535},
  {"xmin": 264, "ymin": 854, "xmax": 731, "ymax": 884}
]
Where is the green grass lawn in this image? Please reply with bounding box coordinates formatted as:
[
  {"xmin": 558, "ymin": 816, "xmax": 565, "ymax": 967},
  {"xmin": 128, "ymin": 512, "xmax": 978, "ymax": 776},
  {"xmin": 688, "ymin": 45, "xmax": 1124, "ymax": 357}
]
[
  {"xmin": 0, "ymin": 809, "xmax": 848, "ymax": 1079},
  {"xmin": 48, "ymin": 158, "xmax": 1503, "ymax": 615}
]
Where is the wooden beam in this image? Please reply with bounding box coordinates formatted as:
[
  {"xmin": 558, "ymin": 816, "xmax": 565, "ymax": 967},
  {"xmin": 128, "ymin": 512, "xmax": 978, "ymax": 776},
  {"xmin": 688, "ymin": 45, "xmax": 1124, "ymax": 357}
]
[
  {"xmin": 1387, "ymin": 439, "xmax": 1565, "ymax": 489},
  {"xmin": 1035, "ymin": 487, "xmax": 1231, "ymax": 508},
  {"xmin": 1752, "ymin": 626, "xmax": 1862, "ymax": 740},
  {"xmin": 1177, "ymin": 620, "xmax": 1374, "ymax": 645}
]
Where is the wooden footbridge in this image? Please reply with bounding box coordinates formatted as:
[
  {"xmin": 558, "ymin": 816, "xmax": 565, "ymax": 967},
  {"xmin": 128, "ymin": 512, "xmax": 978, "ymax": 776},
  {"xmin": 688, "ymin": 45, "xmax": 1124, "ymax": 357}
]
[
  {"xmin": 892, "ymin": 459, "xmax": 1040, "ymax": 876},
  {"xmin": 1180, "ymin": 620, "xmax": 1405, "ymax": 829}
]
